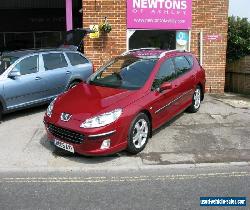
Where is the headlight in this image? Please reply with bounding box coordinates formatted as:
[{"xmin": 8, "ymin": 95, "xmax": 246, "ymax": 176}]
[
  {"xmin": 46, "ymin": 97, "xmax": 57, "ymax": 117},
  {"xmin": 80, "ymin": 109, "xmax": 122, "ymax": 128}
]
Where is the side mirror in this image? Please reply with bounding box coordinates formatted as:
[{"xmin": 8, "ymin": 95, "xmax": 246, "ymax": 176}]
[
  {"xmin": 8, "ymin": 69, "xmax": 21, "ymax": 79},
  {"xmin": 160, "ymin": 82, "xmax": 172, "ymax": 91}
]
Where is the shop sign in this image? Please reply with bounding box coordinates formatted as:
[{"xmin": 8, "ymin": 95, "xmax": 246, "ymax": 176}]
[
  {"xmin": 127, "ymin": 0, "xmax": 192, "ymax": 30},
  {"xmin": 89, "ymin": 25, "xmax": 100, "ymax": 39},
  {"xmin": 205, "ymin": 34, "xmax": 222, "ymax": 42}
]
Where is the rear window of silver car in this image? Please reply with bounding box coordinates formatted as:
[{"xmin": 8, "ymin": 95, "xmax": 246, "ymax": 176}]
[{"xmin": 66, "ymin": 52, "xmax": 89, "ymax": 66}]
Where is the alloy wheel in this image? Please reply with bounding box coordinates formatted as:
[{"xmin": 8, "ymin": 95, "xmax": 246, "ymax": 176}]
[
  {"xmin": 194, "ymin": 88, "xmax": 201, "ymax": 109},
  {"xmin": 132, "ymin": 119, "xmax": 149, "ymax": 149}
]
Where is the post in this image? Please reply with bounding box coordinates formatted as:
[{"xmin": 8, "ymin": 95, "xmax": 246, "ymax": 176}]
[
  {"xmin": 66, "ymin": 0, "xmax": 73, "ymax": 31},
  {"xmin": 33, "ymin": 32, "xmax": 36, "ymax": 49},
  {"xmin": 188, "ymin": 30, "xmax": 191, "ymax": 52},
  {"xmin": 3, "ymin": 32, "xmax": 6, "ymax": 48}
]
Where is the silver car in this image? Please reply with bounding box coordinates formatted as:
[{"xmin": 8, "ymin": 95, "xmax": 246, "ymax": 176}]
[{"xmin": 0, "ymin": 49, "xmax": 93, "ymax": 120}]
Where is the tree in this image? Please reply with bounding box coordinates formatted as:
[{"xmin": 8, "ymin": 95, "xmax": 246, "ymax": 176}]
[{"xmin": 227, "ymin": 16, "xmax": 250, "ymax": 62}]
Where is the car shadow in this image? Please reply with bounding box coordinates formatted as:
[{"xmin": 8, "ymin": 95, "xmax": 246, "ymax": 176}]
[
  {"xmin": 39, "ymin": 112, "xmax": 187, "ymax": 164},
  {"xmin": 0, "ymin": 105, "xmax": 47, "ymax": 123},
  {"xmin": 152, "ymin": 112, "xmax": 184, "ymax": 136},
  {"xmin": 39, "ymin": 133, "xmax": 129, "ymax": 164}
]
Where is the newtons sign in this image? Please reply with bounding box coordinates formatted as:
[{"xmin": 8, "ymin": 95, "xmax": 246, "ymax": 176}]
[{"xmin": 127, "ymin": 0, "xmax": 192, "ymax": 29}]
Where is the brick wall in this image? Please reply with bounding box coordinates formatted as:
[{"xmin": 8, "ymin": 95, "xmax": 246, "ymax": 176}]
[
  {"xmin": 82, "ymin": 0, "xmax": 229, "ymax": 93},
  {"xmin": 191, "ymin": 0, "xmax": 229, "ymax": 93},
  {"xmin": 82, "ymin": 0, "xmax": 127, "ymax": 67}
]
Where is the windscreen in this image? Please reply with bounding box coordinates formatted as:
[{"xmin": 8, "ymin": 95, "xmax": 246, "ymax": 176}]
[
  {"xmin": 0, "ymin": 56, "xmax": 18, "ymax": 75},
  {"xmin": 88, "ymin": 57, "xmax": 157, "ymax": 90}
]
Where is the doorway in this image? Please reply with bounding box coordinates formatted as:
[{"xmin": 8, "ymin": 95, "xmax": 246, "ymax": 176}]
[{"xmin": 128, "ymin": 30, "xmax": 176, "ymax": 50}]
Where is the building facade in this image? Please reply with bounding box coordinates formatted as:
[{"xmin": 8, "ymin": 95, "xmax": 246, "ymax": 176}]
[
  {"xmin": 0, "ymin": 0, "xmax": 82, "ymax": 51},
  {"xmin": 83, "ymin": 0, "xmax": 229, "ymax": 93}
]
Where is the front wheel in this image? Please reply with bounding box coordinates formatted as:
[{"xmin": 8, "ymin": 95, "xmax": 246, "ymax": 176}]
[
  {"xmin": 127, "ymin": 113, "xmax": 150, "ymax": 155},
  {"xmin": 187, "ymin": 86, "xmax": 202, "ymax": 113}
]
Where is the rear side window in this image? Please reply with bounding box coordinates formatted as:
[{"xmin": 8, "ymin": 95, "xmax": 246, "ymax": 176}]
[
  {"xmin": 16, "ymin": 55, "xmax": 38, "ymax": 75},
  {"xmin": 66, "ymin": 53, "xmax": 89, "ymax": 66},
  {"xmin": 43, "ymin": 53, "xmax": 67, "ymax": 70},
  {"xmin": 152, "ymin": 59, "xmax": 175, "ymax": 89},
  {"xmin": 174, "ymin": 56, "xmax": 191, "ymax": 76}
]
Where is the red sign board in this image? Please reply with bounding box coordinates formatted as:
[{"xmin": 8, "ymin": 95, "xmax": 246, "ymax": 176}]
[{"xmin": 205, "ymin": 34, "xmax": 222, "ymax": 42}]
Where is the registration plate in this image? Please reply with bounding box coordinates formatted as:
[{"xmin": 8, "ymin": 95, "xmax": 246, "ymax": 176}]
[{"xmin": 54, "ymin": 139, "xmax": 74, "ymax": 153}]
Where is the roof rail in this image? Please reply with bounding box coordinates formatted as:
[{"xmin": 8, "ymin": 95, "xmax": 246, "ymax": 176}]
[
  {"xmin": 159, "ymin": 49, "xmax": 187, "ymax": 58},
  {"xmin": 121, "ymin": 48, "xmax": 160, "ymax": 56}
]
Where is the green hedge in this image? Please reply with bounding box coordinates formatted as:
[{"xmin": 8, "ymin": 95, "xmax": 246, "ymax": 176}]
[{"xmin": 227, "ymin": 16, "xmax": 250, "ymax": 62}]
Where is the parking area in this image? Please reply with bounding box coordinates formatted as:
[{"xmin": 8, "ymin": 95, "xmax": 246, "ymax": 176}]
[{"xmin": 0, "ymin": 93, "xmax": 250, "ymax": 171}]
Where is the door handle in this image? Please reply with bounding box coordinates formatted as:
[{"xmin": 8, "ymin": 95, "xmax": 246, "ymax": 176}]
[
  {"xmin": 66, "ymin": 71, "xmax": 71, "ymax": 75},
  {"xmin": 35, "ymin": 77, "xmax": 42, "ymax": 80}
]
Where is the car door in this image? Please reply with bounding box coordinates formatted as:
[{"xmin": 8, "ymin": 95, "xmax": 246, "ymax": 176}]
[
  {"xmin": 173, "ymin": 55, "xmax": 196, "ymax": 110},
  {"xmin": 3, "ymin": 54, "xmax": 45, "ymax": 109},
  {"xmin": 41, "ymin": 52, "xmax": 71, "ymax": 98},
  {"xmin": 65, "ymin": 52, "xmax": 93, "ymax": 81},
  {"xmin": 148, "ymin": 58, "xmax": 180, "ymax": 128}
]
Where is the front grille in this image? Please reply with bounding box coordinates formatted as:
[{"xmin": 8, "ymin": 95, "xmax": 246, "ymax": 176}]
[{"xmin": 48, "ymin": 124, "xmax": 84, "ymax": 144}]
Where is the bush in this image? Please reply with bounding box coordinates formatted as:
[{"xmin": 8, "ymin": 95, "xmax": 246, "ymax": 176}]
[{"xmin": 227, "ymin": 16, "xmax": 250, "ymax": 62}]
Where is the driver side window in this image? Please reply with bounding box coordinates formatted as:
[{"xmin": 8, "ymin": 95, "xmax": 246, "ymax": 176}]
[
  {"xmin": 152, "ymin": 58, "xmax": 175, "ymax": 90},
  {"xmin": 15, "ymin": 55, "xmax": 38, "ymax": 76}
]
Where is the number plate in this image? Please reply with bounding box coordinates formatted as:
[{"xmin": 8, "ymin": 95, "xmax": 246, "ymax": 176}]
[{"xmin": 54, "ymin": 139, "xmax": 74, "ymax": 153}]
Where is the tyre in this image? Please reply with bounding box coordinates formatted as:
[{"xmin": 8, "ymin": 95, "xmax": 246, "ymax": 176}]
[
  {"xmin": 127, "ymin": 113, "xmax": 150, "ymax": 154},
  {"xmin": 187, "ymin": 86, "xmax": 202, "ymax": 113},
  {"xmin": 68, "ymin": 81, "xmax": 81, "ymax": 90},
  {"xmin": 0, "ymin": 105, "xmax": 3, "ymax": 122}
]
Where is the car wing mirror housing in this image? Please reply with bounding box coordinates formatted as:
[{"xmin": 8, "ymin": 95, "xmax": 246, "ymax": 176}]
[
  {"xmin": 8, "ymin": 69, "xmax": 21, "ymax": 79},
  {"xmin": 159, "ymin": 82, "xmax": 172, "ymax": 91}
]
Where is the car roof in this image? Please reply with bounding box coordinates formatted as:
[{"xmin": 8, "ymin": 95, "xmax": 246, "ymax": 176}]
[{"xmin": 2, "ymin": 48, "xmax": 78, "ymax": 58}]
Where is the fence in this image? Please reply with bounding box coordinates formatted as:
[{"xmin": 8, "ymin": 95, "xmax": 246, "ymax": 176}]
[
  {"xmin": 225, "ymin": 56, "xmax": 250, "ymax": 94},
  {"xmin": 0, "ymin": 31, "xmax": 66, "ymax": 52}
]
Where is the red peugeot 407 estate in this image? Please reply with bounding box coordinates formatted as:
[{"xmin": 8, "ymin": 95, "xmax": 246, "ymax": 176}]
[{"xmin": 44, "ymin": 49, "xmax": 206, "ymax": 156}]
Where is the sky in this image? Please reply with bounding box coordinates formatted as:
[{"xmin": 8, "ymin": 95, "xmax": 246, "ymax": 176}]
[{"xmin": 229, "ymin": 0, "xmax": 250, "ymax": 19}]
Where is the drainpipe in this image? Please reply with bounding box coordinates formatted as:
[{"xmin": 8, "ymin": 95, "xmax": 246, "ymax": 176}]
[
  {"xmin": 66, "ymin": 0, "xmax": 73, "ymax": 31},
  {"xmin": 199, "ymin": 30, "xmax": 203, "ymax": 66}
]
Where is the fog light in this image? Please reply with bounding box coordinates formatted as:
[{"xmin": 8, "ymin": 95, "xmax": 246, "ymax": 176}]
[{"xmin": 100, "ymin": 139, "xmax": 111, "ymax": 150}]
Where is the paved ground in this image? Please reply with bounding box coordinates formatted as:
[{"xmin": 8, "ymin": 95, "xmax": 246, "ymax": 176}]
[
  {"xmin": 0, "ymin": 93, "xmax": 250, "ymax": 171},
  {"xmin": 0, "ymin": 165, "xmax": 249, "ymax": 210}
]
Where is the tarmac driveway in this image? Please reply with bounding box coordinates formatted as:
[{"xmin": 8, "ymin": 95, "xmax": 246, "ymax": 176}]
[{"xmin": 0, "ymin": 94, "xmax": 250, "ymax": 171}]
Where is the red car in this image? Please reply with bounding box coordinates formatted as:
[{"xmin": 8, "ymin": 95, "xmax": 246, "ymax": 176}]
[{"xmin": 44, "ymin": 49, "xmax": 206, "ymax": 156}]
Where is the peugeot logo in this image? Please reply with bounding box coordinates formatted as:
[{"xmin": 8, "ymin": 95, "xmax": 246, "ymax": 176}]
[{"xmin": 60, "ymin": 113, "xmax": 72, "ymax": 122}]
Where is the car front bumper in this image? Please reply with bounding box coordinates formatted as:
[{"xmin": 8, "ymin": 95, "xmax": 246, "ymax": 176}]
[{"xmin": 43, "ymin": 114, "xmax": 129, "ymax": 156}]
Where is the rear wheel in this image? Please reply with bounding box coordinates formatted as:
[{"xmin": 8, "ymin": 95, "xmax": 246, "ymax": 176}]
[
  {"xmin": 187, "ymin": 86, "xmax": 202, "ymax": 113},
  {"xmin": 127, "ymin": 113, "xmax": 150, "ymax": 154},
  {"xmin": 0, "ymin": 105, "xmax": 3, "ymax": 122}
]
